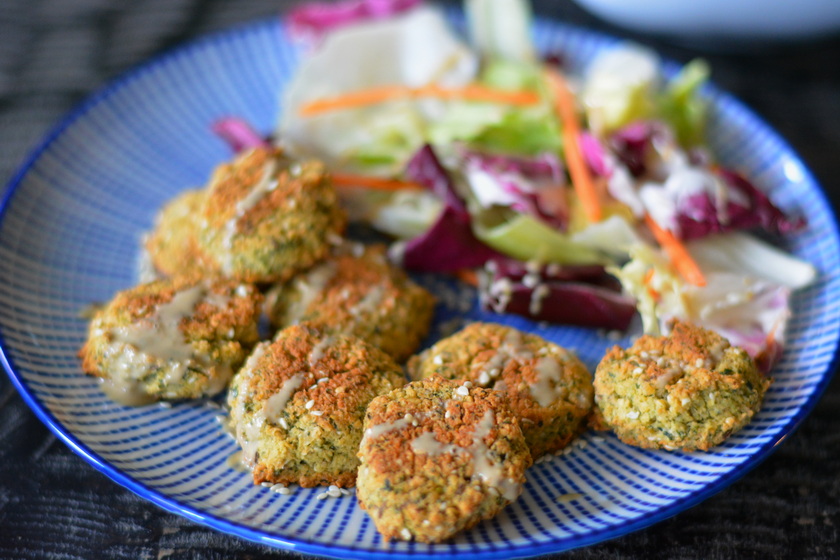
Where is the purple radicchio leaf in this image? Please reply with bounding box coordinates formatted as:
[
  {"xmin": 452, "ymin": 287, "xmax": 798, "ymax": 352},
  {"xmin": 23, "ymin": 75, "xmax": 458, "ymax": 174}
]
[
  {"xmin": 608, "ymin": 120, "xmax": 670, "ymax": 177},
  {"xmin": 675, "ymin": 168, "xmax": 806, "ymax": 240},
  {"xmin": 461, "ymin": 148, "xmax": 569, "ymax": 229},
  {"xmin": 398, "ymin": 145, "xmax": 504, "ymax": 272},
  {"xmin": 287, "ymin": 0, "xmax": 422, "ymax": 41},
  {"xmin": 212, "ymin": 117, "xmax": 270, "ymax": 152},
  {"xmin": 479, "ymin": 259, "xmax": 636, "ymax": 330}
]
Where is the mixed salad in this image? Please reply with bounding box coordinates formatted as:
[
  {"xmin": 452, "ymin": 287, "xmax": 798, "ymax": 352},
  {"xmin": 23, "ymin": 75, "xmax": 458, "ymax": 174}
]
[{"xmin": 220, "ymin": 0, "xmax": 815, "ymax": 371}]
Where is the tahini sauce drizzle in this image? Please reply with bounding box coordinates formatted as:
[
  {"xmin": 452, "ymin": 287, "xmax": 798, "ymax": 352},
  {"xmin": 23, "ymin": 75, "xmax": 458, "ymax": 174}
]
[
  {"xmin": 529, "ymin": 356, "xmax": 565, "ymax": 407},
  {"xmin": 410, "ymin": 409, "xmax": 521, "ymax": 501},
  {"xmin": 220, "ymin": 157, "xmax": 279, "ymax": 274},
  {"xmin": 104, "ymin": 284, "xmax": 211, "ymax": 406}
]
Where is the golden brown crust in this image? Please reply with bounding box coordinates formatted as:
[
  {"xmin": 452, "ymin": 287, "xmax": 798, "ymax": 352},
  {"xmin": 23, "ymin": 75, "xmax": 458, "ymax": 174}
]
[
  {"xmin": 407, "ymin": 322, "xmax": 593, "ymax": 458},
  {"xmin": 267, "ymin": 243, "xmax": 436, "ymax": 362},
  {"xmin": 197, "ymin": 146, "xmax": 346, "ymax": 283},
  {"xmin": 226, "ymin": 324, "xmax": 406, "ymax": 488},
  {"xmin": 79, "ymin": 275, "xmax": 263, "ymax": 401},
  {"xmin": 594, "ymin": 321, "xmax": 771, "ymax": 451},
  {"xmin": 356, "ymin": 376, "xmax": 532, "ymax": 543},
  {"xmin": 144, "ymin": 189, "xmax": 211, "ymax": 278}
]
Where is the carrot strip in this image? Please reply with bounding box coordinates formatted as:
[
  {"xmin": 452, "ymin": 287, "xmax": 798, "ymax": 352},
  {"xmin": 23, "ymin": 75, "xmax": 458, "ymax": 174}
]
[
  {"xmin": 644, "ymin": 214, "xmax": 707, "ymax": 287},
  {"xmin": 299, "ymin": 84, "xmax": 540, "ymax": 116},
  {"xmin": 331, "ymin": 173, "xmax": 425, "ymax": 192},
  {"xmin": 454, "ymin": 268, "xmax": 478, "ymax": 287},
  {"xmin": 544, "ymin": 69, "xmax": 602, "ymax": 223}
]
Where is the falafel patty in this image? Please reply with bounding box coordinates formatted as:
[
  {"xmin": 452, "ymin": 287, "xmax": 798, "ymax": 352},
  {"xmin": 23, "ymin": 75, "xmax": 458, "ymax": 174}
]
[
  {"xmin": 265, "ymin": 243, "xmax": 436, "ymax": 362},
  {"xmin": 356, "ymin": 376, "xmax": 532, "ymax": 543},
  {"xmin": 144, "ymin": 188, "xmax": 210, "ymax": 279},
  {"xmin": 593, "ymin": 321, "xmax": 770, "ymax": 451},
  {"xmin": 407, "ymin": 322, "xmax": 593, "ymax": 459},
  {"xmin": 197, "ymin": 146, "xmax": 346, "ymax": 283},
  {"xmin": 79, "ymin": 275, "xmax": 263, "ymax": 405},
  {"xmin": 226, "ymin": 324, "xmax": 406, "ymax": 488}
]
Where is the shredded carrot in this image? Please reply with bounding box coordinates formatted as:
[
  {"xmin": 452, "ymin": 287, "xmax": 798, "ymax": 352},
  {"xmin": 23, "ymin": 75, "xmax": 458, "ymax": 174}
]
[
  {"xmin": 643, "ymin": 268, "xmax": 661, "ymax": 301},
  {"xmin": 454, "ymin": 268, "xmax": 478, "ymax": 287},
  {"xmin": 544, "ymin": 69, "xmax": 602, "ymax": 223},
  {"xmin": 331, "ymin": 173, "xmax": 425, "ymax": 192},
  {"xmin": 299, "ymin": 83, "xmax": 540, "ymax": 116},
  {"xmin": 644, "ymin": 214, "xmax": 707, "ymax": 287}
]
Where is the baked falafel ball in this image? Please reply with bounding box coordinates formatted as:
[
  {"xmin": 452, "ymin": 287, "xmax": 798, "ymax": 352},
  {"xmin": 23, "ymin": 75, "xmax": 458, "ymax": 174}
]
[
  {"xmin": 79, "ymin": 275, "xmax": 263, "ymax": 405},
  {"xmin": 356, "ymin": 376, "xmax": 532, "ymax": 543},
  {"xmin": 407, "ymin": 322, "xmax": 593, "ymax": 459},
  {"xmin": 265, "ymin": 243, "xmax": 436, "ymax": 362},
  {"xmin": 144, "ymin": 188, "xmax": 210, "ymax": 278},
  {"xmin": 196, "ymin": 146, "xmax": 346, "ymax": 283},
  {"xmin": 593, "ymin": 321, "xmax": 770, "ymax": 452},
  {"xmin": 226, "ymin": 324, "xmax": 406, "ymax": 488}
]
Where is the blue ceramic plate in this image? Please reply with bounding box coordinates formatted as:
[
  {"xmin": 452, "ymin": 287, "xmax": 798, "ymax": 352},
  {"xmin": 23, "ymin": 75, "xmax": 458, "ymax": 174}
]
[{"xmin": 1, "ymin": 13, "xmax": 838, "ymax": 560}]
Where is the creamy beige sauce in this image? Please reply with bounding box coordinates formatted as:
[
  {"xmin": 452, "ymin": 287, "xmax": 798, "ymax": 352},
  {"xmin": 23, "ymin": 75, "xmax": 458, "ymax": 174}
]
[
  {"xmin": 103, "ymin": 284, "xmax": 209, "ymax": 401},
  {"xmin": 308, "ymin": 336, "xmax": 335, "ymax": 367},
  {"xmin": 361, "ymin": 417, "xmax": 412, "ymax": 447},
  {"xmin": 98, "ymin": 375, "xmax": 157, "ymax": 407},
  {"xmin": 529, "ymin": 356, "xmax": 565, "ymax": 408},
  {"xmin": 410, "ymin": 410, "xmax": 521, "ymax": 501},
  {"xmin": 349, "ymin": 285, "xmax": 385, "ymax": 317},
  {"xmin": 220, "ymin": 158, "xmax": 279, "ymax": 273},
  {"xmin": 477, "ymin": 328, "xmax": 533, "ymax": 384},
  {"xmin": 226, "ymin": 450, "xmax": 250, "ymax": 473},
  {"xmin": 283, "ymin": 262, "xmax": 338, "ymax": 324},
  {"xmin": 263, "ymin": 373, "xmax": 304, "ymax": 424}
]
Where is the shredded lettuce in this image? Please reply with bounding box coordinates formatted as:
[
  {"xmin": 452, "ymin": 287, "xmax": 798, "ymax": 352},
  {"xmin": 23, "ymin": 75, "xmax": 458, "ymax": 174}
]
[
  {"xmin": 660, "ymin": 58, "xmax": 710, "ymax": 147},
  {"xmin": 613, "ymin": 231, "xmax": 815, "ymax": 367},
  {"xmin": 472, "ymin": 209, "xmax": 607, "ymax": 265},
  {"xmin": 465, "ymin": 0, "xmax": 536, "ymax": 64},
  {"xmin": 278, "ymin": 6, "xmax": 478, "ymax": 174},
  {"xmin": 581, "ymin": 44, "xmax": 660, "ymax": 134}
]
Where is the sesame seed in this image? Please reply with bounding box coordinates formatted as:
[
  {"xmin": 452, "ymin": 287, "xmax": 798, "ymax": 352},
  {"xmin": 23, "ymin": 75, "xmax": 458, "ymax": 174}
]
[
  {"xmin": 318, "ymin": 378, "xmax": 329, "ymax": 384},
  {"xmin": 681, "ymin": 398, "xmax": 690, "ymax": 405},
  {"xmin": 632, "ymin": 367, "xmax": 643, "ymax": 375},
  {"xmin": 477, "ymin": 371, "xmax": 490, "ymax": 386},
  {"xmin": 278, "ymin": 487, "xmax": 292, "ymax": 495},
  {"xmin": 158, "ymin": 401, "xmax": 173, "ymax": 409},
  {"xmin": 271, "ymin": 483, "xmax": 286, "ymax": 492},
  {"xmin": 305, "ymin": 400, "xmax": 315, "ymax": 409},
  {"xmin": 279, "ymin": 418, "xmax": 289, "ymax": 430},
  {"xmin": 328, "ymin": 487, "xmax": 342, "ymax": 498},
  {"xmin": 626, "ymin": 410, "xmax": 640, "ymax": 419},
  {"xmin": 340, "ymin": 488, "xmax": 352, "ymax": 496},
  {"xmin": 261, "ymin": 482, "xmax": 274, "ymax": 487},
  {"xmin": 695, "ymin": 358, "xmax": 704, "ymax": 368},
  {"xmin": 456, "ymin": 386, "xmax": 470, "ymax": 396},
  {"xmin": 317, "ymin": 492, "xmax": 329, "ymax": 500},
  {"xmin": 400, "ymin": 528, "xmax": 412, "ymax": 540},
  {"xmin": 311, "ymin": 410, "xmax": 324, "ymax": 416}
]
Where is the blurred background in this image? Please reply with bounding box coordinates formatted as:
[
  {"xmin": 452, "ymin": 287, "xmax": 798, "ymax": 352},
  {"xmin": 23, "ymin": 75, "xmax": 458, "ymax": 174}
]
[{"xmin": 0, "ymin": 1, "xmax": 838, "ymax": 558}]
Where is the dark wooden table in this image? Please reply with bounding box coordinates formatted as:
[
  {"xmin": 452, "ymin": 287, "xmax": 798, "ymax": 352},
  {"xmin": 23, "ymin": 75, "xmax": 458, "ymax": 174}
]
[{"xmin": 1, "ymin": 1, "xmax": 838, "ymax": 558}]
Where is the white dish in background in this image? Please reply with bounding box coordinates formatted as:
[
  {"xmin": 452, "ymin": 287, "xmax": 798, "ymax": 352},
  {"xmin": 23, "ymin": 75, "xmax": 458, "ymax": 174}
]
[
  {"xmin": 572, "ymin": 0, "xmax": 840, "ymax": 42},
  {"xmin": 0, "ymin": 11, "xmax": 838, "ymax": 560}
]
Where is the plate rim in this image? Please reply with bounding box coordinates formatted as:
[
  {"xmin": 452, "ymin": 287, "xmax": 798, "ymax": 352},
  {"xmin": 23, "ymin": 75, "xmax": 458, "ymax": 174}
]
[{"xmin": 1, "ymin": 13, "xmax": 839, "ymax": 560}]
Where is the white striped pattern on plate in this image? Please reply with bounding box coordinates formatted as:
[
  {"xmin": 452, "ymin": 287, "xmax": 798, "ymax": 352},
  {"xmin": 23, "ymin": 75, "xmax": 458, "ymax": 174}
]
[{"xmin": 0, "ymin": 13, "xmax": 838, "ymax": 560}]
